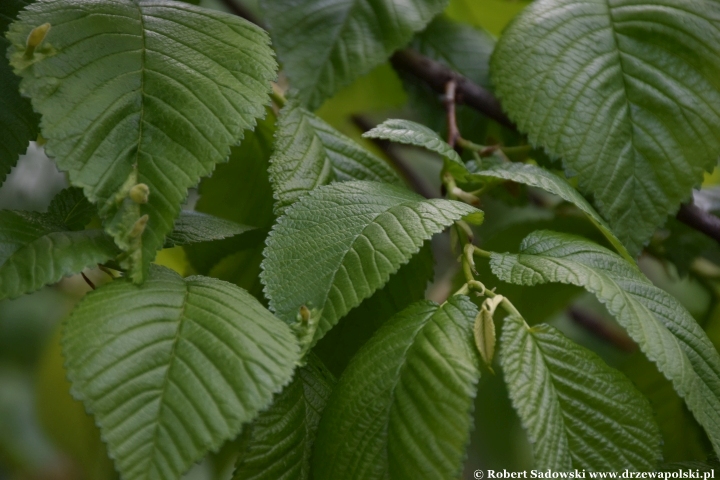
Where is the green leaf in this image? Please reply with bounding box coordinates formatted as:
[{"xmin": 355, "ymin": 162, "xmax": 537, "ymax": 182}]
[
  {"xmin": 467, "ymin": 161, "xmax": 632, "ymax": 262},
  {"xmin": 63, "ymin": 265, "xmax": 300, "ymax": 480},
  {"xmin": 46, "ymin": 187, "xmax": 97, "ymax": 231},
  {"xmin": 269, "ymin": 100, "xmax": 401, "ymax": 216},
  {"xmin": 232, "ymin": 354, "xmax": 334, "ymax": 480},
  {"xmin": 163, "ymin": 211, "xmax": 254, "ymax": 248},
  {"xmin": 489, "ymin": 230, "xmax": 720, "ymax": 455},
  {"xmin": 491, "ymin": 0, "xmax": 720, "ymax": 254},
  {"xmin": 261, "ymin": 0, "xmax": 448, "ymax": 110},
  {"xmin": 363, "ymin": 118, "xmax": 468, "ymax": 180},
  {"xmin": 261, "ymin": 180, "xmax": 482, "ymax": 347},
  {"xmin": 194, "ymin": 110, "xmax": 277, "ymax": 230},
  {"xmin": 314, "ymin": 242, "xmax": 434, "ymax": 376},
  {"xmin": 7, "ymin": 0, "xmax": 277, "ymax": 283},
  {"xmin": 0, "ymin": 0, "xmax": 39, "ymax": 186},
  {"xmin": 194, "ymin": 230, "xmax": 270, "ymax": 302},
  {"xmin": 188, "ymin": 111, "xmax": 277, "ymax": 299},
  {"xmin": 500, "ymin": 315, "xmax": 661, "ymax": 470},
  {"xmin": 0, "ymin": 209, "xmax": 118, "ymax": 300},
  {"xmin": 474, "ymin": 307, "xmax": 496, "ymax": 367},
  {"xmin": 313, "ymin": 296, "xmax": 481, "ymax": 479}
]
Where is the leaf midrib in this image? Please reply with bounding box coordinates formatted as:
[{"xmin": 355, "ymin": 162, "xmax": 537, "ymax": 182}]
[
  {"xmin": 519, "ymin": 323, "xmax": 572, "ymax": 469},
  {"xmin": 594, "ymin": 0, "xmax": 640, "ymax": 197},
  {"xmin": 135, "ymin": 1, "xmax": 148, "ymax": 181},
  {"xmin": 141, "ymin": 282, "xmax": 189, "ymax": 480}
]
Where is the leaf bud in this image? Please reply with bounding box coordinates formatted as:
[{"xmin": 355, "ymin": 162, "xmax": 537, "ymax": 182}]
[
  {"xmin": 129, "ymin": 183, "xmax": 150, "ymax": 204},
  {"xmin": 129, "ymin": 214, "xmax": 149, "ymax": 239},
  {"xmin": 24, "ymin": 23, "xmax": 51, "ymax": 58},
  {"xmin": 474, "ymin": 308, "xmax": 496, "ymax": 368},
  {"xmin": 297, "ymin": 305, "xmax": 311, "ymax": 323}
]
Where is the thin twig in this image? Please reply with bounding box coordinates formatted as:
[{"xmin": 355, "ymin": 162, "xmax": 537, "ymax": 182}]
[
  {"xmin": 391, "ymin": 49, "xmax": 720, "ymax": 245},
  {"xmin": 351, "ymin": 115, "xmax": 438, "ymax": 199},
  {"xmin": 217, "ymin": 3, "xmax": 720, "ymax": 246},
  {"xmin": 443, "ymin": 80, "xmax": 460, "ymax": 148},
  {"xmin": 81, "ymin": 272, "xmax": 96, "ymax": 290},
  {"xmin": 391, "ymin": 49, "xmax": 515, "ymax": 130}
]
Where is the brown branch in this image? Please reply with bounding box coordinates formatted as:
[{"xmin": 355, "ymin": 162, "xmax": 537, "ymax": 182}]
[
  {"xmin": 216, "ymin": 3, "xmax": 720, "ymax": 247},
  {"xmin": 391, "ymin": 49, "xmax": 515, "ymax": 130},
  {"xmin": 676, "ymin": 202, "xmax": 720, "ymax": 244},
  {"xmin": 392, "ymin": 49, "xmax": 720, "ymax": 246},
  {"xmin": 352, "ymin": 115, "xmax": 438, "ymax": 199}
]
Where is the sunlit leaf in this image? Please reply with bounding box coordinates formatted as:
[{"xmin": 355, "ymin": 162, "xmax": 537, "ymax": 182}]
[{"xmin": 63, "ymin": 265, "xmax": 300, "ymax": 480}]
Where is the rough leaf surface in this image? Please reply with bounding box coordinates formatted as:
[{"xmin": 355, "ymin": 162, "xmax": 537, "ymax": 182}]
[
  {"xmin": 261, "ymin": 180, "xmax": 482, "ymax": 346},
  {"xmin": 500, "ymin": 315, "xmax": 661, "ymax": 470},
  {"xmin": 232, "ymin": 354, "xmax": 334, "ymax": 480},
  {"xmin": 7, "ymin": 0, "xmax": 277, "ymax": 282},
  {"xmin": 63, "ymin": 265, "xmax": 300, "ymax": 480},
  {"xmin": 468, "ymin": 161, "xmax": 631, "ymax": 261},
  {"xmin": 0, "ymin": 0, "xmax": 39, "ymax": 186},
  {"xmin": 313, "ymin": 297, "xmax": 481, "ymax": 479},
  {"xmin": 491, "ymin": 0, "xmax": 720, "ymax": 254},
  {"xmin": 490, "ymin": 230, "xmax": 720, "ymax": 455},
  {"xmin": 261, "ymin": 0, "xmax": 448, "ymax": 109},
  {"xmin": 269, "ymin": 100, "xmax": 400, "ymax": 216}
]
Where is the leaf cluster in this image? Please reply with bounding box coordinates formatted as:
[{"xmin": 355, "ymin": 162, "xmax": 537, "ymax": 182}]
[{"xmin": 1, "ymin": 0, "xmax": 720, "ymax": 478}]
